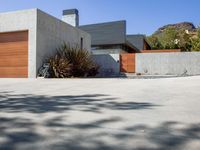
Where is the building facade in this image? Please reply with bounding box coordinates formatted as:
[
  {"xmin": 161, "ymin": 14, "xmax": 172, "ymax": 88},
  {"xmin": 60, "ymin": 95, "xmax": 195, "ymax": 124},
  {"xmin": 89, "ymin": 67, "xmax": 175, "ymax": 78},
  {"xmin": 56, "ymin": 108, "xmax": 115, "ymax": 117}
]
[
  {"xmin": 0, "ymin": 9, "xmax": 91, "ymax": 78},
  {"xmin": 80, "ymin": 21, "xmax": 151, "ymax": 54}
]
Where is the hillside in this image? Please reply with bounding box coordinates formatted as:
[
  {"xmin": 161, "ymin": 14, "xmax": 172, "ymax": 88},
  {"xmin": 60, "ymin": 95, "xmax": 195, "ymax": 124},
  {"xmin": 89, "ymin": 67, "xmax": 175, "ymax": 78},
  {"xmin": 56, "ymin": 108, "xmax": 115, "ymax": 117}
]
[
  {"xmin": 154, "ymin": 22, "xmax": 197, "ymax": 35},
  {"xmin": 147, "ymin": 22, "xmax": 199, "ymax": 51}
]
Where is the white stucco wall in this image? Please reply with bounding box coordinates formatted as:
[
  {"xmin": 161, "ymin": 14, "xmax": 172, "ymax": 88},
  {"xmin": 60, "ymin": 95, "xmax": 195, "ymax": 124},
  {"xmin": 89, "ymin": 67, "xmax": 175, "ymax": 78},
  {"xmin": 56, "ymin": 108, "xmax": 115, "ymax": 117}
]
[
  {"xmin": 0, "ymin": 9, "xmax": 91, "ymax": 78},
  {"xmin": 92, "ymin": 54, "xmax": 120, "ymax": 76},
  {"xmin": 62, "ymin": 14, "xmax": 79, "ymax": 27}
]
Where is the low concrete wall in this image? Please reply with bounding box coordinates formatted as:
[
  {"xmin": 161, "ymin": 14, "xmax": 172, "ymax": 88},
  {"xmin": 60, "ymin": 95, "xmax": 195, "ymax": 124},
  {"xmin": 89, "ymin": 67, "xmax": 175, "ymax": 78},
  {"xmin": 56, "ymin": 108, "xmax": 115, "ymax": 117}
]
[
  {"xmin": 92, "ymin": 49, "xmax": 126, "ymax": 55},
  {"xmin": 136, "ymin": 52, "xmax": 200, "ymax": 75},
  {"xmin": 92, "ymin": 54, "xmax": 120, "ymax": 76}
]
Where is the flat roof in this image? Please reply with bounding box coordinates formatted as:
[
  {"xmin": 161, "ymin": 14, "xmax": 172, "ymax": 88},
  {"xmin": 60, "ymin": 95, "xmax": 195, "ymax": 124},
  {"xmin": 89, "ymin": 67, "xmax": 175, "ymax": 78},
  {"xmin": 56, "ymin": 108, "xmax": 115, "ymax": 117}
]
[{"xmin": 80, "ymin": 21, "xmax": 126, "ymax": 46}]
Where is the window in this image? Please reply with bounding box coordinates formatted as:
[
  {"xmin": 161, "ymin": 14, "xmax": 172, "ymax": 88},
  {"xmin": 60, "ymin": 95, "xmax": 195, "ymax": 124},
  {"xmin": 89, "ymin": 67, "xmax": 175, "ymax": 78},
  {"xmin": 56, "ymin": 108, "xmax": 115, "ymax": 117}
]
[{"xmin": 81, "ymin": 37, "xmax": 83, "ymax": 49}]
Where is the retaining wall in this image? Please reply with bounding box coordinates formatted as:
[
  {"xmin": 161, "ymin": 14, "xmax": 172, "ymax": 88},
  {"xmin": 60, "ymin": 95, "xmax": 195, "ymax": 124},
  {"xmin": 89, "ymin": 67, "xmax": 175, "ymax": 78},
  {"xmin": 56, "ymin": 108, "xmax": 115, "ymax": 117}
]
[{"xmin": 136, "ymin": 52, "xmax": 200, "ymax": 75}]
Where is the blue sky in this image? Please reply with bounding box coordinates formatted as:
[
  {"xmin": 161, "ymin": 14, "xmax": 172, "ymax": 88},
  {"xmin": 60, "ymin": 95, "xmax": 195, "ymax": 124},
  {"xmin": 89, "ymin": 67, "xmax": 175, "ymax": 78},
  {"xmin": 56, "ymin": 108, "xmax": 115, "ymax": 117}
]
[{"xmin": 0, "ymin": 0, "xmax": 199, "ymax": 35}]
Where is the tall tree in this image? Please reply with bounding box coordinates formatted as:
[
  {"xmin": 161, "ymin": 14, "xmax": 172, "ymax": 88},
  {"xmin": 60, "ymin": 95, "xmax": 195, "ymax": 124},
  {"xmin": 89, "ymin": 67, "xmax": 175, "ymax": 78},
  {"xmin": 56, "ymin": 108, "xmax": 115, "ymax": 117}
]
[
  {"xmin": 177, "ymin": 29, "xmax": 192, "ymax": 51},
  {"xmin": 147, "ymin": 35, "xmax": 163, "ymax": 49},
  {"xmin": 159, "ymin": 27, "xmax": 179, "ymax": 49}
]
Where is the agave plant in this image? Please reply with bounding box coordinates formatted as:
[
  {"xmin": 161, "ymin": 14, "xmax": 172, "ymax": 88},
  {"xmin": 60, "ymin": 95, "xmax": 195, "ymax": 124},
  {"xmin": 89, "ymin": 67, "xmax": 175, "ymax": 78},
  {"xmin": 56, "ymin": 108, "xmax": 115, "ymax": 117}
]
[
  {"xmin": 49, "ymin": 51, "xmax": 72, "ymax": 78},
  {"xmin": 47, "ymin": 43, "xmax": 99, "ymax": 78}
]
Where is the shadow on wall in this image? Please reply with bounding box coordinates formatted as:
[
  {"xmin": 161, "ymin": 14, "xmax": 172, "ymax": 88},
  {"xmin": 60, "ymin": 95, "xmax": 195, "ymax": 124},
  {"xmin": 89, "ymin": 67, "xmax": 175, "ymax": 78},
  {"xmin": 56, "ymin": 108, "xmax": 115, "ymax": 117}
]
[
  {"xmin": 92, "ymin": 54, "xmax": 120, "ymax": 77},
  {"xmin": 0, "ymin": 92, "xmax": 199, "ymax": 150}
]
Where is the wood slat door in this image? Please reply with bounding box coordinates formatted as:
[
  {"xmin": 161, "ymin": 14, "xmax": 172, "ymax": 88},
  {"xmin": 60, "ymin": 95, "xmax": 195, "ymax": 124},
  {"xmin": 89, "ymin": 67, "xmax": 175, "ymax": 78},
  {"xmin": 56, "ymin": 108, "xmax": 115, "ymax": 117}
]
[
  {"xmin": 120, "ymin": 54, "xmax": 135, "ymax": 73},
  {"xmin": 0, "ymin": 31, "xmax": 28, "ymax": 78}
]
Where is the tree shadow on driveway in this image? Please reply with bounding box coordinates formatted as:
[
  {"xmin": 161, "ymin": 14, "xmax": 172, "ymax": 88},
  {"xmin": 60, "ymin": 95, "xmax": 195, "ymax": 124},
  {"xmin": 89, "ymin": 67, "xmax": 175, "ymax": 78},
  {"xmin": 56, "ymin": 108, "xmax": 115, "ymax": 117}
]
[
  {"xmin": 0, "ymin": 91, "xmax": 199, "ymax": 150},
  {"xmin": 0, "ymin": 92, "xmax": 157, "ymax": 113}
]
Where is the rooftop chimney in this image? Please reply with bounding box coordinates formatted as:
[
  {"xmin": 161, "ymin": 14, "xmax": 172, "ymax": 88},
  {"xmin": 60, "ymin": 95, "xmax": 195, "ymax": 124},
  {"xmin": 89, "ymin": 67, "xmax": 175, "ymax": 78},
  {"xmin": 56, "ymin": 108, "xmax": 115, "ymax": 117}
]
[{"xmin": 62, "ymin": 9, "xmax": 79, "ymax": 27}]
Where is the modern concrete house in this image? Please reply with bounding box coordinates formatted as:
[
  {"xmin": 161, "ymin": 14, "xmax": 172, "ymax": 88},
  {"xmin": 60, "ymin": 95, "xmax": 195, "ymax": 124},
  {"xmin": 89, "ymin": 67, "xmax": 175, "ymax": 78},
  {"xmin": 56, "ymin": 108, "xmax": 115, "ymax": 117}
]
[
  {"xmin": 60, "ymin": 10, "xmax": 199, "ymax": 76},
  {"xmin": 65, "ymin": 9, "xmax": 194, "ymax": 76},
  {"xmin": 0, "ymin": 8, "xmax": 187, "ymax": 78},
  {"xmin": 0, "ymin": 9, "xmax": 91, "ymax": 78},
  {"xmin": 79, "ymin": 21, "xmax": 151, "ymax": 54}
]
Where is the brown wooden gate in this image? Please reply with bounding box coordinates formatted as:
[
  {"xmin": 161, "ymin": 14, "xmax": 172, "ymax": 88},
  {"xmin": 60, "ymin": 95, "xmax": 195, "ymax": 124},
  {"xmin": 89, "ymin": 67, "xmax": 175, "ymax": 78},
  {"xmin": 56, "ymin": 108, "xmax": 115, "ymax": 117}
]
[{"xmin": 120, "ymin": 54, "xmax": 135, "ymax": 73}]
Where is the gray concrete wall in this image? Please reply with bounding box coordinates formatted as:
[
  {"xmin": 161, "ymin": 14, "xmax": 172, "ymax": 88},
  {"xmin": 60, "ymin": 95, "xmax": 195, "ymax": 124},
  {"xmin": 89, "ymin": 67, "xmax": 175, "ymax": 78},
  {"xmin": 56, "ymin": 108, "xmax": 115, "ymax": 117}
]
[
  {"xmin": 136, "ymin": 52, "xmax": 200, "ymax": 75},
  {"xmin": 36, "ymin": 10, "xmax": 91, "ymax": 76},
  {"xmin": 92, "ymin": 49, "xmax": 126, "ymax": 55},
  {"xmin": 92, "ymin": 54, "xmax": 120, "ymax": 76},
  {"xmin": 0, "ymin": 9, "xmax": 37, "ymax": 78},
  {"xmin": 0, "ymin": 9, "xmax": 91, "ymax": 78}
]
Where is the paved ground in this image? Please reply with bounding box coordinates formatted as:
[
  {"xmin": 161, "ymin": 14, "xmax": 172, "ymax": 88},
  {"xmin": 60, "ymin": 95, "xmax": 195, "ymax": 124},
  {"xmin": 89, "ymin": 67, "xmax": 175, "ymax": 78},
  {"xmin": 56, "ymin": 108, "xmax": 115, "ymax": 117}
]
[{"xmin": 0, "ymin": 77, "xmax": 200, "ymax": 150}]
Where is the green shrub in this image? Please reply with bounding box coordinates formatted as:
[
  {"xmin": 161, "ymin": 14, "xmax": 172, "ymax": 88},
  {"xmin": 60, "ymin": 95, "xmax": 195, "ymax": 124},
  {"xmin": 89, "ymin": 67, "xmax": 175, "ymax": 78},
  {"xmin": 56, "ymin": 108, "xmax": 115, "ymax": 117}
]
[{"xmin": 48, "ymin": 43, "xmax": 99, "ymax": 78}]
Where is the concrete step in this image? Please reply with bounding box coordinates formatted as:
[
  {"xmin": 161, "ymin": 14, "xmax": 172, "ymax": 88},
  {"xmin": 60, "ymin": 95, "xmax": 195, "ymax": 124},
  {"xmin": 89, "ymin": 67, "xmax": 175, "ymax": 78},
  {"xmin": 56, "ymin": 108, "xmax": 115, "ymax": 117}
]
[{"xmin": 120, "ymin": 73, "xmax": 183, "ymax": 79}]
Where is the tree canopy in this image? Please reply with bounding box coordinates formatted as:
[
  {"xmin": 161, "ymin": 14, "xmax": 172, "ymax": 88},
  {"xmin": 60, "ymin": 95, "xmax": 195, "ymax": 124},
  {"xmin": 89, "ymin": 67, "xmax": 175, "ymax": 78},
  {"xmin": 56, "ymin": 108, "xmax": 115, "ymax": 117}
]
[
  {"xmin": 147, "ymin": 27, "xmax": 196, "ymax": 51},
  {"xmin": 191, "ymin": 28, "xmax": 200, "ymax": 51}
]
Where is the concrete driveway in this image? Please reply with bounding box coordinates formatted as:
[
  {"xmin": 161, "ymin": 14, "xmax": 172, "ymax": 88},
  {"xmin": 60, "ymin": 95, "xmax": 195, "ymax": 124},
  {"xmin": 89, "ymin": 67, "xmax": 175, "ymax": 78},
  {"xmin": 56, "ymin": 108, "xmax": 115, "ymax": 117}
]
[{"xmin": 0, "ymin": 77, "xmax": 200, "ymax": 150}]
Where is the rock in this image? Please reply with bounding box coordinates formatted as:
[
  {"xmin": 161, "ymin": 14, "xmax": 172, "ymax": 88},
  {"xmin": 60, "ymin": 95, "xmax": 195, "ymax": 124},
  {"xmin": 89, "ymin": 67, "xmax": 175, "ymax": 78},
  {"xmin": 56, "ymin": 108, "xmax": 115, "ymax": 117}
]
[{"xmin": 155, "ymin": 22, "xmax": 196, "ymax": 35}]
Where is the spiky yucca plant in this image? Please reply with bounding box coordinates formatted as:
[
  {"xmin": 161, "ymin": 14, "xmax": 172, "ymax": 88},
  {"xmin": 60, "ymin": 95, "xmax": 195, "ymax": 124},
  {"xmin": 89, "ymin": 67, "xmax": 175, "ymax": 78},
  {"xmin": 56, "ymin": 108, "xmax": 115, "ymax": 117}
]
[
  {"xmin": 48, "ymin": 43, "xmax": 99, "ymax": 78},
  {"xmin": 49, "ymin": 51, "xmax": 72, "ymax": 78}
]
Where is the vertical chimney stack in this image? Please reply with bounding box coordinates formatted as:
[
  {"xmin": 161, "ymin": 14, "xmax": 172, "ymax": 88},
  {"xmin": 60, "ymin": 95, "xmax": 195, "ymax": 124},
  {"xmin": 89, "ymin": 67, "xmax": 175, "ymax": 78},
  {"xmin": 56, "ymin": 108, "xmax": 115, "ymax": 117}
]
[{"xmin": 62, "ymin": 9, "xmax": 79, "ymax": 27}]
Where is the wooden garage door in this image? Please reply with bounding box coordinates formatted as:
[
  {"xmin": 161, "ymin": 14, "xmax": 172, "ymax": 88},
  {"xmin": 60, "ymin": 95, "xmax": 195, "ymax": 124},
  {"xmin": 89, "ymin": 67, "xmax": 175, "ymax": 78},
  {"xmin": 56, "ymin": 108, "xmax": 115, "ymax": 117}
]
[
  {"xmin": 0, "ymin": 31, "xmax": 28, "ymax": 78},
  {"xmin": 120, "ymin": 54, "xmax": 135, "ymax": 73}
]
